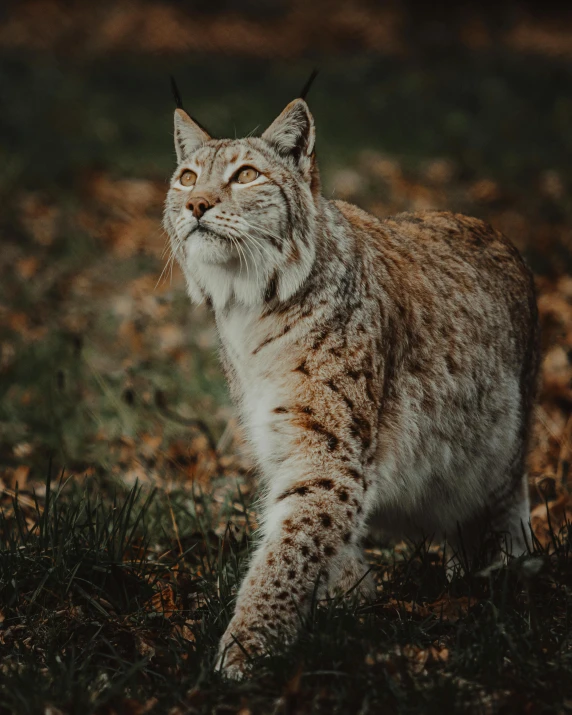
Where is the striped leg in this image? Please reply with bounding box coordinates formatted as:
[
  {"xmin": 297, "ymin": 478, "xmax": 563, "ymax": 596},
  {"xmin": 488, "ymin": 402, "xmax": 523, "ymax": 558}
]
[{"xmin": 215, "ymin": 470, "xmax": 367, "ymax": 679}]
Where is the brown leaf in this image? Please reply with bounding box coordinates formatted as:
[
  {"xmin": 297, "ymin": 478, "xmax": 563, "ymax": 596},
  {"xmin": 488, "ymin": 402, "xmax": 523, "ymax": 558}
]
[
  {"xmin": 16, "ymin": 257, "xmax": 39, "ymax": 279},
  {"xmin": 403, "ymin": 644, "xmax": 429, "ymax": 675},
  {"xmin": 146, "ymin": 585, "xmax": 178, "ymax": 619},
  {"xmin": 429, "ymin": 645, "xmax": 450, "ymax": 663},
  {"xmin": 426, "ymin": 596, "xmax": 471, "ymax": 622},
  {"xmin": 136, "ymin": 635, "xmax": 156, "ymax": 660},
  {"xmin": 171, "ymin": 622, "xmax": 196, "ymax": 644}
]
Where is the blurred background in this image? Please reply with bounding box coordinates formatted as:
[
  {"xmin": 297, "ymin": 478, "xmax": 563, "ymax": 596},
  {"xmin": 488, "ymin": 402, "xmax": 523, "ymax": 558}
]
[{"xmin": 1, "ymin": 0, "xmax": 572, "ymax": 534}]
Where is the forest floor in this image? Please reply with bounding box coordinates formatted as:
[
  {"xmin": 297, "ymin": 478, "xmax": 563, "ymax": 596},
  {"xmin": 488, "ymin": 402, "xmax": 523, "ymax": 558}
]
[{"xmin": 1, "ymin": 2, "xmax": 572, "ymax": 713}]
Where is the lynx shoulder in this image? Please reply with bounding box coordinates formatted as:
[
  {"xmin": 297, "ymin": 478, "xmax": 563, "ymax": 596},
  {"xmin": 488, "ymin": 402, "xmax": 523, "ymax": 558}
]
[{"xmin": 163, "ymin": 96, "xmax": 540, "ymax": 678}]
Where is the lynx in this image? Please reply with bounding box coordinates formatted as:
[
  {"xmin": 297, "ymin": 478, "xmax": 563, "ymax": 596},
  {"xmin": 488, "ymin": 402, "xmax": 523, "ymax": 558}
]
[{"xmin": 163, "ymin": 93, "xmax": 540, "ymax": 678}]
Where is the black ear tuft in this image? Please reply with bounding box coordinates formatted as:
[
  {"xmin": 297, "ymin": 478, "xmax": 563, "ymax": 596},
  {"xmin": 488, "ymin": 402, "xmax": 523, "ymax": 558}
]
[
  {"xmin": 170, "ymin": 74, "xmax": 184, "ymax": 110},
  {"xmin": 170, "ymin": 75, "xmax": 214, "ymax": 138},
  {"xmin": 299, "ymin": 69, "xmax": 319, "ymax": 101}
]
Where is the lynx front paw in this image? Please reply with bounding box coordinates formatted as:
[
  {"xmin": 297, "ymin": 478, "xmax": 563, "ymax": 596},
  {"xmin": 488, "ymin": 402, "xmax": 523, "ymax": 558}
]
[
  {"xmin": 215, "ymin": 644, "xmax": 249, "ymax": 680},
  {"xmin": 215, "ymin": 619, "xmax": 263, "ymax": 680}
]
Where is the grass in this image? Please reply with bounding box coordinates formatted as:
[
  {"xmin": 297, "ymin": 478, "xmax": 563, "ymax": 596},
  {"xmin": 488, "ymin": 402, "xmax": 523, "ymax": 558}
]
[{"xmin": 1, "ymin": 470, "xmax": 571, "ymax": 714}]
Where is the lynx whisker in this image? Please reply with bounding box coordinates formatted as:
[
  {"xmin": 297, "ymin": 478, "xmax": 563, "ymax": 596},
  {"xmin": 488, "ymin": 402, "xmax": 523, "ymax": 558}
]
[
  {"xmin": 234, "ymin": 231, "xmax": 261, "ymax": 285},
  {"xmin": 235, "ymin": 226, "xmax": 276, "ymax": 263},
  {"xmin": 156, "ymin": 249, "xmax": 176, "ymax": 289},
  {"xmin": 230, "ymin": 234, "xmax": 249, "ymax": 283},
  {"xmin": 243, "ymin": 219, "xmax": 286, "ymax": 248}
]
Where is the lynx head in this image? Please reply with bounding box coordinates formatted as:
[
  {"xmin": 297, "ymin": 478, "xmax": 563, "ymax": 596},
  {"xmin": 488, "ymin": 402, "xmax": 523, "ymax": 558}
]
[{"xmin": 163, "ymin": 99, "xmax": 320, "ymax": 310}]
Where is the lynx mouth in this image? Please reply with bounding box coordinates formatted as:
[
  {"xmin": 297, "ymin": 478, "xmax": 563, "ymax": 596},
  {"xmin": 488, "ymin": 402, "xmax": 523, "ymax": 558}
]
[{"xmin": 190, "ymin": 224, "xmax": 230, "ymax": 243}]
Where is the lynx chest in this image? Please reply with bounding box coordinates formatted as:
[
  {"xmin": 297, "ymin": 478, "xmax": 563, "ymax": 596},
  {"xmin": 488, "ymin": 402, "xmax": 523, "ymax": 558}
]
[{"xmin": 216, "ymin": 306, "xmax": 296, "ymax": 471}]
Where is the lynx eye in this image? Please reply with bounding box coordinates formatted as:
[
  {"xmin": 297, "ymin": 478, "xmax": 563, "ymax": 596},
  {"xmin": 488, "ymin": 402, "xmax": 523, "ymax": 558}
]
[
  {"xmin": 179, "ymin": 170, "xmax": 197, "ymax": 187},
  {"xmin": 235, "ymin": 167, "xmax": 259, "ymax": 184}
]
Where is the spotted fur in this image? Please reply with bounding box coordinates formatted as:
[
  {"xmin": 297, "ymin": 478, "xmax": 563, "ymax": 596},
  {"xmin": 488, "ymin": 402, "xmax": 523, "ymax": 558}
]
[{"xmin": 163, "ymin": 99, "xmax": 540, "ymax": 678}]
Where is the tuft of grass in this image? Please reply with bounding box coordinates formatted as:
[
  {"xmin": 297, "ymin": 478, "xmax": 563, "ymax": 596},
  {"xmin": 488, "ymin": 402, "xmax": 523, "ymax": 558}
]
[
  {"xmin": 0, "ymin": 468, "xmax": 243, "ymax": 713},
  {"xmin": 1, "ymin": 469, "xmax": 571, "ymax": 714}
]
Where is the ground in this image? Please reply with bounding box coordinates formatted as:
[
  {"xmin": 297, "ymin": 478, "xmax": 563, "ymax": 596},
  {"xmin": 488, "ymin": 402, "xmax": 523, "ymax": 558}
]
[{"xmin": 1, "ymin": 2, "xmax": 572, "ymax": 713}]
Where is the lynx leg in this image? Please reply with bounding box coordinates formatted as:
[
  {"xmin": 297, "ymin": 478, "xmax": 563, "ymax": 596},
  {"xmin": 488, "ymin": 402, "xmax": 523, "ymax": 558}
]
[
  {"xmin": 490, "ymin": 481, "xmax": 531, "ymax": 558},
  {"xmin": 215, "ymin": 472, "xmax": 367, "ymax": 679},
  {"xmin": 449, "ymin": 469, "xmax": 531, "ymax": 571},
  {"xmin": 327, "ymin": 542, "xmax": 376, "ymax": 599}
]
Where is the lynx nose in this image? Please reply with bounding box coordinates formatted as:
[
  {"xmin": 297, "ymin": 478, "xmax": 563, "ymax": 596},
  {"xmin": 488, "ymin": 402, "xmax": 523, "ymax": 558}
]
[{"xmin": 187, "ymin": 197, "xmax": 212, "ymax": 219}]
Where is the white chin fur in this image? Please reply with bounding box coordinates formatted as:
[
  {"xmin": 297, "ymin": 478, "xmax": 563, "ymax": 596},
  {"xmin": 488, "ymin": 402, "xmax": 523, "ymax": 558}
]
[
  {"xmin": 180, "ymin": 233, "xmax": 315, "ymax": 310},
  {"xmin": 180, "ymin": 236, "xmax": 264, "ymax": 309},
  {"xmin": 184, "ymin": 231, "xmax": 236, "ymax": 265}
]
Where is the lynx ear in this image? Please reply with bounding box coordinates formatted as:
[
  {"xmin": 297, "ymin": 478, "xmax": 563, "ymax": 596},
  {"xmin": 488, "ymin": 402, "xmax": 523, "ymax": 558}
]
[
  {"xmin": 262, "ymin": 99, "xmax": 315, "ymax": 173},
  {"xmin": 174, "ymin": 108, "xmax": 210, "ymax": 162}
]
